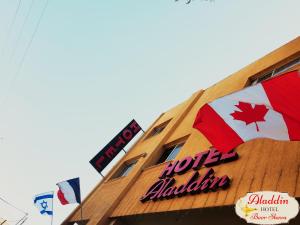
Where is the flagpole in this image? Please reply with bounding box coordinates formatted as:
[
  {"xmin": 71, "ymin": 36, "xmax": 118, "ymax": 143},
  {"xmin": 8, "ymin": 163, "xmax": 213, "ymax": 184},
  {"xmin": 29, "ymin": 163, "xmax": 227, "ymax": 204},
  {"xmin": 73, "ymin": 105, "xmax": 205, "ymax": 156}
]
[
  {"xmin": 78, "ymin": 177, "xmax": 83, "ymax": 222},
  {"xmin": 80, "ymin": 204, "xmax": 83, "ymax": 221},
  {"xmin": 99, "ymin": 172, "xmax": 104, "ymax": 179},
  {"xmin": 80, "ymin": 180, "xmax": 83, "ymax": 221},
  {"xmin": 51, "ymin": 191, "xmax": 54, "ymax": 225}
]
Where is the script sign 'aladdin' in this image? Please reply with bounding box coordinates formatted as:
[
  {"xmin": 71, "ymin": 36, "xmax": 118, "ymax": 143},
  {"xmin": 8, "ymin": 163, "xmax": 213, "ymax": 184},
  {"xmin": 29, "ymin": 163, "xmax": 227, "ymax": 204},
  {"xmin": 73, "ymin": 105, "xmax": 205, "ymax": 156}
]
[
  {"xmin": 141, "ymin": 148, "xmax": 238, "ymax": 202},
  {"xmin": 90, "ymin": 119, "xmax": 141, "ymax": 174},
  {"xmin": 236, "ymin": 191, "xmax": 299, "ymax": 224}
]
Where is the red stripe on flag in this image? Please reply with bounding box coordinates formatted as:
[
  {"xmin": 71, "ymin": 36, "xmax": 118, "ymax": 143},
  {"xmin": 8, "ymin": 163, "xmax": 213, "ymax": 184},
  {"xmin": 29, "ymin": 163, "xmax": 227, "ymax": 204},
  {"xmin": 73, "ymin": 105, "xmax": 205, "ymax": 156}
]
[
  {"xmin": 262, "ymin": 70, "xmax": 300, "ymax": 140},
  {"xmin": 193, "ymin": 103, "xmax": 244, "ymax": 153},
  {"xmin": 57, "ymin": 189, "xmax": 69, "ymax": 205}
]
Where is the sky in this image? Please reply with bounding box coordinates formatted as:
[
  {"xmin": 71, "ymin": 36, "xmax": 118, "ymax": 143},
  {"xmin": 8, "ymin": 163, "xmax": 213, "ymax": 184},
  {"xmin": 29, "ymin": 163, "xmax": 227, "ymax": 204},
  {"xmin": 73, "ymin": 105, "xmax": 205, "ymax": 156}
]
[{"xmin": 0, "ymin": 0, "xmax": 299, "ymax": 224}]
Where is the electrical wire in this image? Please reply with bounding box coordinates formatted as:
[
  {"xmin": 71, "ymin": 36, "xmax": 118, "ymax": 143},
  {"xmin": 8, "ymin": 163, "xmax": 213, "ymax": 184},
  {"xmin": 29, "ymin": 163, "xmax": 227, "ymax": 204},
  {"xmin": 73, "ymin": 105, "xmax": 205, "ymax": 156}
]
[
  {"xmin": 0, "ymin": 217, "xmax": 20, "ymax": 223},
  {"xmin": 15, "ymin": 214, "xmax": 28, "ymax": 225},
  {"xmin": 0, "ymin": 0, "xmax": 50, "ymax": 107},
  {"xmin": 12, "ymin": 0, "xmax": 50, "ymax": 82},
  {"xmin": 1, "ymin": 215, "xmax": 29, "ymax": 225},
  {"xmin": 17, "ymin": 216, "xmax": 28, "ymax": 225},
  {"xmin": 9, "ymin": 0, "xmax": 35, "ymax": 64},
  {"xmin": 0, "ymin": 0, "xmax": 23, "ymax": 58},
  {"xmin": 0, "ymin": 196, "xmax": 28, "ymax": 225},
  {"xmin": 0, "ymin": 196, "xmax": 27, "ymax": 215}
]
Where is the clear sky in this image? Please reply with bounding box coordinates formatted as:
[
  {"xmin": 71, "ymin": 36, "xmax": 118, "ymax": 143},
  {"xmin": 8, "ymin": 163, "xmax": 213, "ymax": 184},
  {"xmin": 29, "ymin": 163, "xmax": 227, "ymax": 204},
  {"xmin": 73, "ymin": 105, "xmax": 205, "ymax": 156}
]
[{"xmin": 0, "ymin": 0, "xmax": 299, "ymax": 224}]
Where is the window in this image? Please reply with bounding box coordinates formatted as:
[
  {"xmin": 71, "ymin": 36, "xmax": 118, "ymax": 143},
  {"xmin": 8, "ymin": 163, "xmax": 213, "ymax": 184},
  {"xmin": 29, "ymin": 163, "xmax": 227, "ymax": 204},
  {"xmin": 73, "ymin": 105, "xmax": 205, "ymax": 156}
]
[
  {"xmin": 251, "ymin": 71, "xmax": 273, "ymax": 85},
  {"xmin": 151, "ymin": 126, "xmax": 165, "ymax": 136},
  {"xmin": 111, "ymin": 160, "xmax": 137, "ymax": 179},
  {"xmin": 250, "ymin": 57, "xmax": 300, "ymax": 85},
  {"xmin": 156, "ymin": 143, "xmax": 184, "ymax": 164},
  {"xmin": 146, "ymin": 119, "xmax": 171, "ymax": 139},
  {"xmin": 118, "ymin": 161, "xmax": 136, "ymax": 177}
]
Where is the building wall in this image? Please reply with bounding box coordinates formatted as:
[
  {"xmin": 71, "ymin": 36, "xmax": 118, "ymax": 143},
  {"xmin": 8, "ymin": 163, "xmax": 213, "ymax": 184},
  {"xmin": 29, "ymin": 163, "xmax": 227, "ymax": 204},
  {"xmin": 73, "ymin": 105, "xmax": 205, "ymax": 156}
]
[{"xmin": 63, "ymin": 36, "xmax": 300, "ymax": 225}]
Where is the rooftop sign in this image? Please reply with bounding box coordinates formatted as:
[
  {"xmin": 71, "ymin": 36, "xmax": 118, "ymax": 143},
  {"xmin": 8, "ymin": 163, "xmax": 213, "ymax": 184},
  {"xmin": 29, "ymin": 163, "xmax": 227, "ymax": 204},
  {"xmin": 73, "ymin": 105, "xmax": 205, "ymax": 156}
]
[{"xmin": 90, "ymin": 119, "xmax": 141, "ymax": 174}]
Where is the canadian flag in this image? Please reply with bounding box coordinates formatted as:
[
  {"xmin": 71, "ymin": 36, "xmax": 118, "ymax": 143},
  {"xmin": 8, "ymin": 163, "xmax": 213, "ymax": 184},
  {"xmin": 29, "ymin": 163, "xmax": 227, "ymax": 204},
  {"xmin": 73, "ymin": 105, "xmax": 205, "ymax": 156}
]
[{"xmin": 193, "ymin": 70, "xmax": 300, "ymax": 153}]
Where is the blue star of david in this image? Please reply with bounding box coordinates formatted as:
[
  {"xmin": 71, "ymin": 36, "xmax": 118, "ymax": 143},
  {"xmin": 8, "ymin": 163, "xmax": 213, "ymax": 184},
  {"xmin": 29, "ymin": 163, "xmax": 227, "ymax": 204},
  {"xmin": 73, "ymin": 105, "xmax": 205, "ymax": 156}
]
[{"xmin": 40, "ymin": 200, "xmax": 48, "ymax": 210}]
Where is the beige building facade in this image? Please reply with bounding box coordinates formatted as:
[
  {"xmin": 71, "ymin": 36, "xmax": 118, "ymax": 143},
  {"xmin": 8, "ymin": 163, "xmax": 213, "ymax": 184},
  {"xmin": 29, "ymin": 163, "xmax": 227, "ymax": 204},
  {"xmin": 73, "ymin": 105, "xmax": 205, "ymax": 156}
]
[{"xmin": 63, "ymin": 37, "xmax": 300, "ymax": 225}]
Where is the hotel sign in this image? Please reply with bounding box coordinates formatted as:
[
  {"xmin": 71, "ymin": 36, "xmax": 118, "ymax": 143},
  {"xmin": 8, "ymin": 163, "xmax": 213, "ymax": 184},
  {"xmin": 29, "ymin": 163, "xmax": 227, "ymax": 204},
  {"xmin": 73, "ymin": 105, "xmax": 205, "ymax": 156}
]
[
  {"xmin": 90, "ymin": 119, "xmax": 141, "ymax": 174},
  {"xmin": 140, "ymin": 147, "xmax": 238, "ymax": 202},
  {"xmin": 236, "ymin": 191, "xmax": 299, "ymax": 224}
]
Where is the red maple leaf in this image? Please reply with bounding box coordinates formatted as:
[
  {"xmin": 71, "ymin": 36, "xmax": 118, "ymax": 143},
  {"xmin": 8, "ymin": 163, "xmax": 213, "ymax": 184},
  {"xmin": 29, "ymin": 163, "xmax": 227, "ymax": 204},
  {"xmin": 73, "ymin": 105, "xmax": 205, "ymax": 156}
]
[{"xmin": 230, "ymin": 102, "xmax": 269, "ymax": 132}]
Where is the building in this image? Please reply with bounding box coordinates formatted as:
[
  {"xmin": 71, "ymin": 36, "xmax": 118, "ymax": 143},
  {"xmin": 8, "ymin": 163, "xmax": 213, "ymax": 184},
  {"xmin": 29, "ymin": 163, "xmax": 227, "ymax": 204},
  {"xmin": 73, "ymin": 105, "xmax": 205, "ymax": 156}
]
[{"xmin": 62, "ymin": 37, "xmax": 300, "ymax": 225}]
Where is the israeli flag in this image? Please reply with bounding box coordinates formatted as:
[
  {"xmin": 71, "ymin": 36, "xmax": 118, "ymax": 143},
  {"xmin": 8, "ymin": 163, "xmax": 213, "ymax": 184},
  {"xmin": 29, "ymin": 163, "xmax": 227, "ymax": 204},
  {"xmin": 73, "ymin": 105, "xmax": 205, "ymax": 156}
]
[{"xmin": 33, "ymin": 191, "xmax": 54, "ymax": 216}]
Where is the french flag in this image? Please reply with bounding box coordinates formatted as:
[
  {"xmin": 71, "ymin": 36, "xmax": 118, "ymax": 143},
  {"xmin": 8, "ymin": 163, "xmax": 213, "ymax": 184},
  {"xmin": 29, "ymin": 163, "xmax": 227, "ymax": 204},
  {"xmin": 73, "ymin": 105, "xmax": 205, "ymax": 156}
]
[
  {"xmin": 57, "ymin": 177, "xmax": 81, "ymax": 205},
  {"xmin": 193, "ymin": 70, "xmax": 300, "ymax": 153}
]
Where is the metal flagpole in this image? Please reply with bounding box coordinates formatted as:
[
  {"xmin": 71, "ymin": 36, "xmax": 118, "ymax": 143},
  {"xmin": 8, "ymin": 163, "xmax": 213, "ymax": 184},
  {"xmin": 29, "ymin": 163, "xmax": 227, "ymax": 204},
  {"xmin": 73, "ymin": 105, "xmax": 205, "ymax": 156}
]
[
  {"xmin": 80, "ymin": 204, "xmax": 83, "ymax": 221},
  {"xmin": 1, "ymin": 220, "xmax": 7, "ymax": 225},
  {"xmin": 99, "ymin": 172, "xmax": 104, "ymax": 178},
  {"xmin": 51, "ymin": 191, "xmax": 54, "ymax": 225},
  {"xmin": 80, "ymin": 183, "xmax": 83, "ymax": 221},
  {"xmin": 78, "ymin": 178, "xmax": 83, "ymax": 224}
]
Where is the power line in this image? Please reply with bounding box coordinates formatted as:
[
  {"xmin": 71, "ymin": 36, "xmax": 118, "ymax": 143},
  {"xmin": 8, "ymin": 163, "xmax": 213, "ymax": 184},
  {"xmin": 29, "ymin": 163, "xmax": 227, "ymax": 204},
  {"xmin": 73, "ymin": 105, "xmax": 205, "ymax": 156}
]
[
  {"xmin": 0, "ymin": 0, "xmax": 50, "ymax": 107},
  {"xmin": 0, "ymin": 0, "xmax": 23, "ymax": 58},
  {"xmin": 0, "ymin": 217, "xmax": 19, "ymax": 223},
  {"xmin": 0, "ymin": 196, "xmax": 28, "ymax": 225},
  {"xmin": 1, "ymin": 212, "xmax": 28, "ymax": 225},
  {"xmin": 17, "ymin": 216, "xmax": 28, "ymax": 225},
  {"xmin": 9, "ymin": 0, "xmax": 36, "ymax": 64},
  {"xmin": 0, "ymin": 196, "xmax": 27, "ymax": 215},
  {"xmin": 12, "ymin": 0, "xmax": 50, "ymax": 82},
  {"xmin": 15, "ymin": 214, "xmax": 28, "ymax": 225}
]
